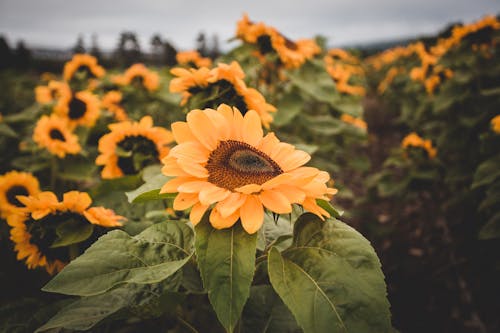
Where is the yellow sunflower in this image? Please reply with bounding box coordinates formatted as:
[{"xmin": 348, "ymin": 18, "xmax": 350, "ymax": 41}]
[
  {"xmin": 8, "ymin": 191, "xmax": 125, "ymax": 274},
  {"xmin": 101, "ymin": 90, "xmax": 128, "ymax": 121},
  {"xmin": 112, "ymin": 64, "xmax": 160, "ymax": 92},
  {"xmin": 176, "ymin": 50, "xmax": 212, "ymax": 68},
  {"xmin": 35, "ymin": 81, "xmax": 71, "ymax": 104},
  {"xmin": 491, "ymin": 115, "xmax": 500, "ymax": 134},
  {"xmin": 33, "ymin": 114, "xmax": 81, "ymax": 158},
  {"xmin": 170, "ymin": 62, "xmax": 276, "ymax": 128},
  {"xmin": 401, "ymin": 132, "xmax": 437, "ymax": 159},
  {"xmin": 0, "ymin": 171, "xmax": 40, "ymax": 218},
  {"xmin": 160, "ymin": 104, "xmax": 337, "ymax": 234},
  {"xmin": 340, "ymin": 114, "xmax": 367, "ymax": 130},
  {"xmin": 96, "ymin": 116, "xmax": 174, "ymax": 179},
  {"xmin": 54, "ymin": 90, "xmax": 101, "ymax": 128},
  {"xmin": 63, "ymin": 54, "xmax": 106, "ymax": 82}
]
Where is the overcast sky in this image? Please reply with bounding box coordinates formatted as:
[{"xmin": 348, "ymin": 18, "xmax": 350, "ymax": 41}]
[{"xmin": 0, "ymin": 0, "xmax": 498, "ymax": 51}]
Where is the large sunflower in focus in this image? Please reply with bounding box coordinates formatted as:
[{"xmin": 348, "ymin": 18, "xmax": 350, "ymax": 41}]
[
  {"xmin": 113, "ymin": 64, "xmax": 160, "ymax": 92},
  {"xmin": 96, "ymin": 116, "xmax": 174, "ymax": 178},
  {"xmin": 54, "ymin": 90, "xmax": 101, "ymax": 128},
  {"xmin": 170, "ymin": 61, "xmax": 276, "ymax": 128},
  {"xmin": 8, "ymin": 191, "xmax": 124, "ymax": 274},
  {"xmin": 160, "ymin": 104, "xmax": 337, "ymax": 234},
  {"xmin": 33, "ymin": 114, "xmax": 81, "ymax": 158},
  {"xmin": 0, "ymin": 171, "xmax": 40, "ymax": 218},
  {"xmin": 63, "ymin": 54, "xmax": 105, "ymax": 82}
]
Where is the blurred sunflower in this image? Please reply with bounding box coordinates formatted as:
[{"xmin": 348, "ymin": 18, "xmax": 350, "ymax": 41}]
[
  {"xmin": 33, "ymin": 114, "xmax": 81, "ymax": 158},
  {"xmin": 340, "ymin": 114, "xmax": 367, "ymax": 130},
  {"xmin": 113, "ymin": 64, "xmax": 160, "ymax": 92},
  {"xmin": 54, "ymin": 90, "xmax": 100, "ymax": 128},
  {"xmin": 160, "ymin": 105, "xmax": 337, "ymax": 234},
  {"xmin": 96, "ymin": 116, "xmax": 173, "ymax": 178},
  {"xmin": 170, "ymin": 62, "xmax": 276, "ymax": 127},
  {"xmin": 8, "ymin": 191, "xmax": 124, "ymax": 274},
  {"xmin": 63, "ymin": 54, "xmax": 106, "ymax": 82},
  {"xmin": 491, "ymin": 115, "xmax": 500, "ymax": 134},
  {"xmin": 0, "ymin": 171, "xmax": 40, "ymax": 218},
  {"xmin": 401, "ymin": 132, "xmax": 437, "ymax": 159},
  {"xmin": 101, "ymin": 90, "xmax": 128, "ymax": 121},
  {"xmin": 35, "ymin": 81, "xmax": 71, "ymax": 104},
  {"xmin": 176, "ymin": 50, "xmax": 212, "ymax": 68}
]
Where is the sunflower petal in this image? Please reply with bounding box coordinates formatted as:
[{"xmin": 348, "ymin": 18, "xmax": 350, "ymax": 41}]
[
  {"xmin": 240, "ymin": 195, "xmax": 264, "ymax": 234},
  {"xmin": 259, "ymin": 189, "xmax": 292, "ymax": 214}
]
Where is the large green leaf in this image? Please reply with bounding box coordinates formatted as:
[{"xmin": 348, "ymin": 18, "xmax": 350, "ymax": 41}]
[
  {"xmin": 43, "ymin": 220, "xmax": 194, "ymax": 296},
  {"xmin": 268, "ymin": 213, "xmax": 392, "ymax": 333},
  {"xmin": 125, "ymin": 172, "xmax": 174, "ymax": 203},
  {"xmin": 272, "ymin": 91, "xmax": 304, "ymax": 127},
  {"xmin": 195, "ymin": 217, "xmax": 257, "ymax": 333},
  {"xmin": 287, "ymin": 59, "xmax": 337, "ymax": 105},
  {"xmin": 50, "ymin": 218, "xmax": 94, "ymax": 248}
]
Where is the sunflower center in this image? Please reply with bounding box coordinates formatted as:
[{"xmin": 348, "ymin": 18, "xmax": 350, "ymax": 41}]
[
  {"xmin": 284, "ymin": 38, "xmax": 298, "ymax": 51},
  {"xmin": 49, "ymin": 129, "xmax": 66, "ymax": 141},
  {"xmin": 75, "ymin": 65, "xmax": 96, "ymax": 78},
  {"xmin": 131, "ymin": 75, "xmax": 145, "ymax": 87},
  {"xmin": 6, "ymin": 185, "xmax": 29, "ymax": 207},
  {"xmin": 25, "ymin": 212, "xmax": 90, "ymax": 263},
  {"xmin": 188, "ymin": 80, "xmax": 248, "ymax": 115},
  {"xmin": 257, "ymin": 35, "xmax": 274, "ymax": 54},
  {"xmin": 68, "ymin": 97, "xmax": 87, "ymax": 120},
  {"xmin": 206, "ymin": 140, "xmax": 283, "ymax": 190},
  {"xmin": 116, "ymin": 135, "xmax": 159, "ymax": 175}
]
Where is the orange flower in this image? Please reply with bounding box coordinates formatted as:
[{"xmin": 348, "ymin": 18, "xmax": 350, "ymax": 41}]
[
  {"xmin": 0, "ymin": 171, "xmax": 40, "ymax": 218},
  {"xmin": 491, "ymin": 115, "xmax": 500, "ymax": 134},
  {"xmin": 35, "ymin": 81, "xmax": 71, "ymax": 104},
  {"xmin": 53, "ymin": 90, "xmax": 101, "ymax": 128},
  {"xmin": 63, "ymin": 54, "xmax": 105, "ymax": 81},
  {"xmin": 340, "ymin": 114, "xmax": 367, "ymax": 130},
  {"xmin": 176, "ymin": 50, "xmax": 212, "ymax": 68},
  {"xmin": 401, "ymin": 132, "xmax": 437, "ymax": 159},
  {"xmin": 101, "ymin": 90, "xmax": 128, "ymax": 121},
  {"xmin": 113, "ymin": 64, "xmax": 160, "ymax": 92},
  {"xmin": 33, "ymin": 114, "xmax": 81, "ymax": 158},
  {"xmin": 160, "ymin": 104, "xmax": 337, "ymax": 234}
]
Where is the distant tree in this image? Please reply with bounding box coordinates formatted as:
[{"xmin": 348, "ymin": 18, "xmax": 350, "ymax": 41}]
[
  {"xmin": 72, "ymin": 34, "xmax": 86, "ymax": 54},
  {"xmin": 0, "ymin": 35, "xmax": 12, "ymax": 69},
  {"xmin": 90, "ymin": 33, "xmax": 102, "ymax": 60},
  {"xmin": 163, "ymin": 40, "xmax": 177, "ymax": 67},
  {"xmin": 115, "ymin": 31, "xmax": 142, "ymax": 67},
  {"xmin": 150, "ymin": 34, "xmax": 164, "ymax": 65},
  {"xmin": 209, "ymin": 34, "xmax": 221, "ymax": 59},
  {"xmin": 196, "ymin": 32, "xmax": 208, "ymax": 57},
  {"xmin": 13, "ymin": 40, "xmax": 31, "ymax": 69}
]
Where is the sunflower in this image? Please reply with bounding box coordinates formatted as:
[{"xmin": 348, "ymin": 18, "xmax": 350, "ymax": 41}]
[
  {"xmin": 0, "ymin": 171, "xmax": 40, "ymax": 218},
  {"xmin": 96, "ymin": 116, "xmax": 174, "ymax": 178},
  {"xmin": 113, "ymin": 64, "xmax": 160, "ymax": 92},
  {"xmin": 53, "ymin": 90, "xmax": 101, "ymax": 128},
  {"xmin": 340, "ymin": 114, "xmax": 367, "ymax": 130},
  {"xmin": 33, "ymin": 114, "xmax": 81, "ymax": 158},
  {"xmin": 63, "ymin": 54, "xmax": 106, "ymax": 82},
  {"xmin": 160, "ymin": 104, "xmax": 337, "ymax": 234},
  {"xmin": 35, "ymin": 81, "xmax": 71, "ymax": 104},
  {"xmin": 8, "ymin": 191, "xmax": 125, "ymax": 274},
  {"xmin": 176, "ymin": 50, "xmax": 212, "ymax": 68},
  {"xmin": 170, "ymin": 62, "xmax": 276, "ymax": 128},
  {"xmin": 101, "ymin": 90, "xmax": 128, "ymax": 121},
  {"xmin": 401, "ymin": 132, "xmax": 437, "ymax": 159},
  {"xmin": 491, "ymin": 115, "xmax": 500, "ymax": 134},
  {"xmin": 235, "ymin": 14, "xmax": 320, "ymax": 69}
]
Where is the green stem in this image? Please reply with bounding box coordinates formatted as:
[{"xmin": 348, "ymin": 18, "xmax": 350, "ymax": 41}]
[{"xmin": 50, "ymin": 155, "xmax": 58, "ymax": 190}]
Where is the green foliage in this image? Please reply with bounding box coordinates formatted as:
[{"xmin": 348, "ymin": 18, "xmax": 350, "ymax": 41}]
[
  {"xmin": 43, "ymin": 221, "xmax": 194, "ymax": 296},
  {"xmin": 195, "ymin": 217, "xmax": 258, "ymax": 332},
  {"xmin": 268, "ymin": 213, "xmax": 392, "ymax": 333}
]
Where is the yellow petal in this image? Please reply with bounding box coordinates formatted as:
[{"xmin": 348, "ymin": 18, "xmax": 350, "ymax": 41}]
[
  {"xmin": 240, "ymin": 195, "xmax": 264, "ymax": 234},
  {"xmin": 171, "ymin": 121, "xmax": 196, "ymax": 143},
  {"xmin": 279, "ymin": 150, "xmax": 311, "ymax": 171},
  {"xmin": 178, "ymin": 181, "xmax": 211, "ymax": 193},
  {"xmin": 216, "ymin": 192, "xmax": 246, "ymax": 218},
  {"xmin": 199, "ymin": 186, "xmax": 230, "ymax": 205},
  {"xmin": 170, "ymin": 142, "xmax": 210, "ymax": 163},
  {"xmin": 235, "ymin": 184, "xmax": 262, "ymax": 194},
  {"xmin": 177, "ymin": 158, "xmax": 209, "ymax": 178},
  {"xmin": 259, "ymin": 189, "xmax": 292, "ymax": 214},
  {"xmin": 209, "ymin": 208, "xmax": 239, "ymax": 229},
  {"xmin": 273, "ymin": 184, "xmax": 306, "ymax": 203},
  {"xmin": 173, "ymin": 192, "xmax": 199, "ymax": 210},
  {"xmin": 261, "ymin": 173, "xmax": 293, "ymax": 190},
  {"xmin": 242, "ymin": 110, "xmax": 263, "ymax": 147},
  {"xmin": 187, "ymin": 110, "xmax": 219, "ymax": 150},
  {"xmin": 190, "ymin": 202, "xmax": 209, "ymax": 225}
]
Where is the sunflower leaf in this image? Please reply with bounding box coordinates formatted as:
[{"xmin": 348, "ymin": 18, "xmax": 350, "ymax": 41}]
[
  {"xmin": 268, "ymin": 214, "xmax": 392, "ymax": 333},
  {"xmin": 125, "ymin": 173, "xmax": 173, "ymax": 203},
  {"xmin": 315, "ymin": 199, "xmax": 343, "ymax": 218},
  {"xmin": 50, "ymin": 218, "xmax": 94, "ymax": 248},
  {"xmin": 195, "ymin": 217, "xmax": 257, "ymax": 333},
  {"xmin": 42, "ymin": 220, "xmax": 194, "ymax": 297}
]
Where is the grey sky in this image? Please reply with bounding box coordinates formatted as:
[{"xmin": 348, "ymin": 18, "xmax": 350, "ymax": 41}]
[{"xmin": 0, "ymin": 0, "xmax": 498, "ymax": 51}]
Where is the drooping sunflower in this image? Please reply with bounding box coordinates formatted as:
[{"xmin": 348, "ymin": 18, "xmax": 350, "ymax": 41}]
[
  {"xmin": 33, "ymin": 114, "xmax": 81, "ymax": 158},
  {"xmin": 96, "ymin": 116, "xmax": 174, "ymax": 178},
  {"xmin": 401, "ymin": 132, "xmax": 437, "ymax": 159},
  {"xmin": 112, "ymin": 64, "xmax": 160, "ymax": 92},
  {"xmin": 170, "ymin": 61, "xmax": 276, "ymax": 128},
  {"xmin": 53, "ymin": 90, "xmax": 101, "ymax": 128},
  {"xmin": 0, "ymin": 171, "xmax": 40, "ymax": 218},
  {"xmin": 63, "ymin": 54, "xmax": 106, "ymax": 82},
  {"xmin": 35, "ymin": 81, "xmax": 71, "ymax": 104},
  {"xmin": 176, "ymin": 50, "xmax": 212, "ymax": 68},
  {"xmin": 160, "ymin": 104, "xmax": 337, "ymax": 234},
  {"xmin": 8, "ymin": 191, "xmax": 125, "ymax": 274},
  {"xmin": 101, "ymin": 90, "xmax": 128, "ymax": 121}
]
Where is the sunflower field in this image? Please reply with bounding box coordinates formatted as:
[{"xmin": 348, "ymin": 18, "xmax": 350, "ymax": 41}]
[{"xmin": 0, "ymin": 14, "xmax": 499, "ymax": 333}]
